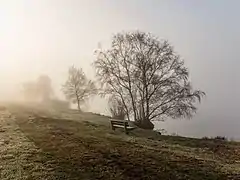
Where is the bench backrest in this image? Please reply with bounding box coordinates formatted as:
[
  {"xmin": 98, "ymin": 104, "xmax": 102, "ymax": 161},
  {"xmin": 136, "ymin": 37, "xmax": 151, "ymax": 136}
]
[{"xmin": 110, "ymin": 119, "xmax": 129, "ymax": 126}]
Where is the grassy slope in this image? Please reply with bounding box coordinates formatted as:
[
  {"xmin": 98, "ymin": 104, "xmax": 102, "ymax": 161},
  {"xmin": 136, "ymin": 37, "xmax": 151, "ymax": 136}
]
[{"xmin": 1, "ymin": 105, "xmax": 240, "ymax": 180}]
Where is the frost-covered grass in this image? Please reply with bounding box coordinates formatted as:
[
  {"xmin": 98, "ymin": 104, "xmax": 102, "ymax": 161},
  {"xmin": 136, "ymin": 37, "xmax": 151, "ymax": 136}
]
[
  {"xmin": 0, "ymin": 110, "xmax": 53, "ymax": 180},
  {"xmin": 0, "ymin": 104, "xmax": 239, "ymax": 179}
]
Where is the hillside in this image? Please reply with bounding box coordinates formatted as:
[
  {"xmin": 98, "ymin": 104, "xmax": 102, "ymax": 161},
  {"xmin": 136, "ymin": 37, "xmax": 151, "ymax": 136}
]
[{"xmin": 0, "ymin": 104, "xmax": 239, "ymax": 180}]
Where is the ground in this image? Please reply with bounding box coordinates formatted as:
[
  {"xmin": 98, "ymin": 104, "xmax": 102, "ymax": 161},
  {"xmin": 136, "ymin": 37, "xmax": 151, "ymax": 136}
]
[{"xmin": 0, "ymin": 104, "xmax": 239, "ymax": 179}]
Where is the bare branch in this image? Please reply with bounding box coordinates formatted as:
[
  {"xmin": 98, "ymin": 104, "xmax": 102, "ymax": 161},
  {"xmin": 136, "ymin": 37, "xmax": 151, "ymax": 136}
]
[
  {"xmin": 94, "ymin": 31, "xmax": 205, "ymax": 129},
  {"xmin": 62, "ymin": 66, "xmax": 97, "ymax": 111}
]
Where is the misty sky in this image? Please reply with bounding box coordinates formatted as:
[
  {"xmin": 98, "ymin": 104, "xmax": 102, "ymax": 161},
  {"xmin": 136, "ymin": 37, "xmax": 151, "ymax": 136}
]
[{"xmin": 0, "ymin": 0, "xmax": 239, "ymax": 139}]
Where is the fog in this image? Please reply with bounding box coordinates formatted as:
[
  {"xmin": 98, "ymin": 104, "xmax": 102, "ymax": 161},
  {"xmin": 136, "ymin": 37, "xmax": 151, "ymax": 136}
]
[{"xmin": 0, "ymin": 0, "xmax": 239, "ymax": 139}]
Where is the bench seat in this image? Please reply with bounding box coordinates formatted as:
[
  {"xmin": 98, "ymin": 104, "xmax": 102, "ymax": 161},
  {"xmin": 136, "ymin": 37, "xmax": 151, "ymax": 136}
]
[
  {"xmin": 110, "ymin": 119, "xmax": 135, "ymax": 134},
  {"xmin": 112, "ymin": 124, "xmax": 135, "ymax": 129}
]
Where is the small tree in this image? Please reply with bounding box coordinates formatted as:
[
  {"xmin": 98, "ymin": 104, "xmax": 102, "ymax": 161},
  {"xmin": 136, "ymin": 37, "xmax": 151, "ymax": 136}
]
[
  {"xmin": 62, "ymin": 66, "xmax": 97, "ymax": 111},
  {"xmin": 94, "ymin": 31, "xmax": 205, "ymax": 129},
  {"xmin": 108, "ymin": 96, "xmax": 127, "ymax": 120}
]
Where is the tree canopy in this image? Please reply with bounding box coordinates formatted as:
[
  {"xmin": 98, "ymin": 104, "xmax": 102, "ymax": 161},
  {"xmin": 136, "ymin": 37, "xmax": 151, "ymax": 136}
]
[
  {"xmin": 62, "ymin": 66, "xmax": 97, "ymax": 111},
  {"xmin": 94, "ymin": 31, "xmax": 205, "ymax": 129}
]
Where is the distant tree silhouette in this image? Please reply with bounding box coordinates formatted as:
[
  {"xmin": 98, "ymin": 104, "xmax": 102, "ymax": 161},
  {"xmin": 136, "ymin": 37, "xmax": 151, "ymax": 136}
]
[
  {"xmin": 36, "ymin": 75, "xmax": 53, "ymax": 102},
  {"xmin": 22, "ymin": 75, "xmax": 53, "ymax": 102},
  {"xmin": 62, "ymin": 66, "xmax": 97, "ymax": 111},
  {"xmin": 22, "ymin": 82, "xmax": 38, "ymax": 101},
  {"xmin": 94, "ymin": 31, "xmax": 205, "ymax": 129}
]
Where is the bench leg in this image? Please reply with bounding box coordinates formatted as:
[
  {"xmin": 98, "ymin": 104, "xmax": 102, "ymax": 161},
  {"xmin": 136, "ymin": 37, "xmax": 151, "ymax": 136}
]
[
  {"xmin": 124, "ymin": 122, "xmax": 128, "ymax": 134},
  {"xmin": 111, "ymin": 125, "xmax": 115, "ymax": 130},
  {"xmin": 110, "ymin": 122, "xmax": 115, "ymax": 130},
  {"xmin": 124, "ymin": 128, "xmax": 129, "ymax": 134}
]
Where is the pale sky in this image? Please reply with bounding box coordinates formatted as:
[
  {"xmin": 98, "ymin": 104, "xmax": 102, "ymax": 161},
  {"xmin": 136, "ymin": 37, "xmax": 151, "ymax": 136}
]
[{"xmin": 0, "ymin": 0, "xmax": 239, "ymax": 139}]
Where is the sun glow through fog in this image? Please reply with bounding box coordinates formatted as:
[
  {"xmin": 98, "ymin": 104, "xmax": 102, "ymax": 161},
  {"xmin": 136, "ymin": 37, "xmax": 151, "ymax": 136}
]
[{"xmin": 0, "ymin": 0, "xmax": 239, "ymax": 139}]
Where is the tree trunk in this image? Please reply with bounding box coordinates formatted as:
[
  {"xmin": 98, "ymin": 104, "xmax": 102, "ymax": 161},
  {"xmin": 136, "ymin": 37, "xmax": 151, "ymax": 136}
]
[
  {"xmin": 77, "ymin": 101, "xmax": 81, "ymax": 112},
  {"xmin": 75, "ymin": 89, "xmax": 81, "ymax": 112}
]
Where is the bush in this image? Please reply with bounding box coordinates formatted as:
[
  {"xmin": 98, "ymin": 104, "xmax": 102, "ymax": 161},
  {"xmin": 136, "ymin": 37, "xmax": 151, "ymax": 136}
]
[
  {"xmin": 108, "ymin": 97, "xmax": 127, "ymax": 120},
  {"xmin": 201, "ymin": 136, "xmax": 228, "ymax": 141},
  {"xmin": 133, "ymin": 120, "xmax": 154, "ymax": 130},
  {"xmin": 202, "ymin": 136, "xmax": 210, "ymax": 140},
  {"xmin": 214, "ymin": 136, "xmax": 227, "ymax": 141}
]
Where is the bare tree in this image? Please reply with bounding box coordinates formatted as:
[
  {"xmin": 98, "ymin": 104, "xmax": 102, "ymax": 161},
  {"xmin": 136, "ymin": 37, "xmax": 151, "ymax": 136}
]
[
  {"xmin": 62, "ymin": 66, "xmax": 97, "ymax": 111},
  {"xmin": 108, "ymin": 96, "xmax": 127, "ymax": 120},
  {"xmin": 94, "ymin": 31, "xmax": 205, "ymax": 129}
]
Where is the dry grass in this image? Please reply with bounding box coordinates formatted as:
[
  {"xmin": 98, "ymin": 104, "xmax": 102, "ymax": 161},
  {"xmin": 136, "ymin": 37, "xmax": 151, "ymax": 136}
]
[
  {"xmin": 0, "ymin": 105, "xmax": 239, "ymax": 179},
  {"xmin": 0, "ymin": 109, "xmax": 52, "ymax": 180}
]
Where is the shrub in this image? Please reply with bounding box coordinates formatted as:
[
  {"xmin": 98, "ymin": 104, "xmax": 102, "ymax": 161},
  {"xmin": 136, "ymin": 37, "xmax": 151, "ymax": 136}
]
[
  {"xmin": 202, "ymin": 136, "xmax": 210, "ymax": 140},
  {"xmin": 214, "ymin": 136, "xmax": 227, "ymax": 141},
  {"xmin": 202, "ymin": 136, "xmax": 228, "ymax": 141},
  {"xmin": 108, "ymin": 97, "xmax": 127, "ymax": 120}
]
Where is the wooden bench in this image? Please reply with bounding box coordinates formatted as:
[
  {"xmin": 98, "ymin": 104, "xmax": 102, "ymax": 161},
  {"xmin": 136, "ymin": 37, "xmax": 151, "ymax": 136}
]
[{"xmin": 110, "ymin": 119, "xmax": 135, "ymax": 134}]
